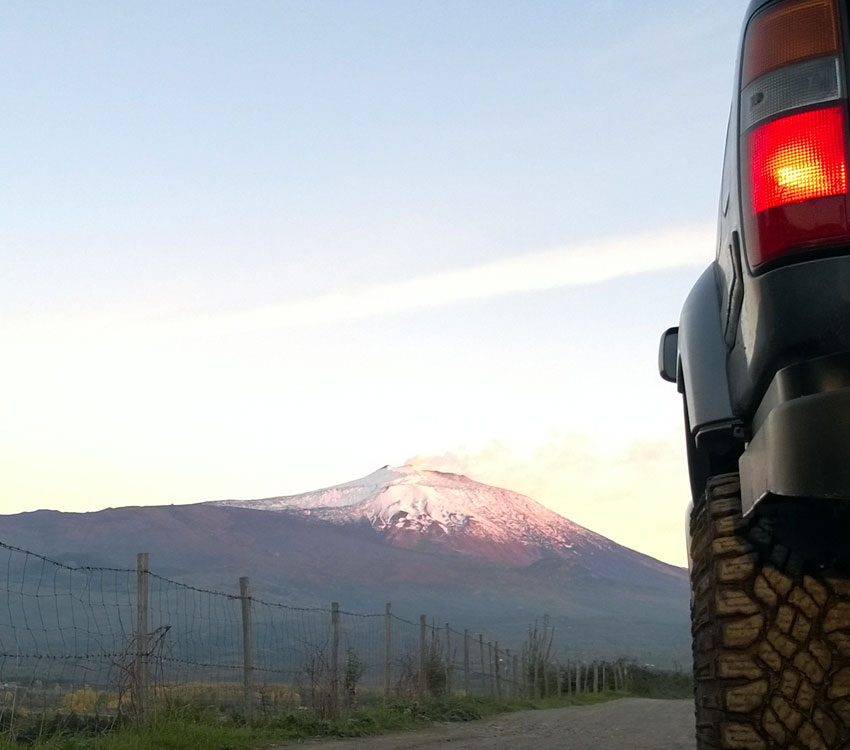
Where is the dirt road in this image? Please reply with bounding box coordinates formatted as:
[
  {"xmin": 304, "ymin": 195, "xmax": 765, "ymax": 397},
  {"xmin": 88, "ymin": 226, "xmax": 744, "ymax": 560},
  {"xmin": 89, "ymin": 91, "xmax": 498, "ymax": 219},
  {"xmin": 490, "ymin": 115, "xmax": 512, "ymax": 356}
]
[{"xmin": 284, "ymin": 698, "xmax": 695, "ymax": 749}]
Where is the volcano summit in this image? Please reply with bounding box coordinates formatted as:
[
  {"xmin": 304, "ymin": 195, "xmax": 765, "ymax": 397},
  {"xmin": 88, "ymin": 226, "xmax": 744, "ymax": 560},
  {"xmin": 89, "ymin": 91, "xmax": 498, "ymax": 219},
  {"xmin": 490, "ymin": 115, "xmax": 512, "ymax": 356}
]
[
  {"xmin": 213, "ymin": 464, "xmax": 682, "ymax": 585},
  {"xmin": 2, "ymin": 464, "xmax": 690, "ymax": 663}
]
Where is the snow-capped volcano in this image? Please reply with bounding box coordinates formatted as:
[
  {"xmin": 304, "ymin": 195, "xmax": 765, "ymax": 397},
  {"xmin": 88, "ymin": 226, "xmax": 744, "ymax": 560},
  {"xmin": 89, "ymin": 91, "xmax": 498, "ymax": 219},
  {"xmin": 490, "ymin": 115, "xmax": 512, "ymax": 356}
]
[
  {"xmin": 3, "ymin": 464, "xmax": 689, "ymax": 664},
  {"xmin": 213, "ymin": 464, "xmax": 633, "ymax": 567}
]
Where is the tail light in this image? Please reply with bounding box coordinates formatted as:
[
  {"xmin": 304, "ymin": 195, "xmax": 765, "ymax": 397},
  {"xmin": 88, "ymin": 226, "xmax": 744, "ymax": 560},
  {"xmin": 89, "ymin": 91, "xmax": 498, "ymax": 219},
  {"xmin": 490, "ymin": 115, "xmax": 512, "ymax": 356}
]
[{"xmin": 741, "ymin": 0, "xmax": 850, "ymax": 267}]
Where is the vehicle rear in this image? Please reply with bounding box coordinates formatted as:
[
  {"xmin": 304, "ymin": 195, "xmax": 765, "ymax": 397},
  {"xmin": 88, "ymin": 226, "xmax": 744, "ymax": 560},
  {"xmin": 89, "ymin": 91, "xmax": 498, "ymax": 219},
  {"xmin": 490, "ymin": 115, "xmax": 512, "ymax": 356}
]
[
  {"xmin": 661, "ymin": 1, "xmax": 850, "ymax": 747},
  {"xmin": 724, "ymin": 0, "xmax": 850, "ymax": 513}
]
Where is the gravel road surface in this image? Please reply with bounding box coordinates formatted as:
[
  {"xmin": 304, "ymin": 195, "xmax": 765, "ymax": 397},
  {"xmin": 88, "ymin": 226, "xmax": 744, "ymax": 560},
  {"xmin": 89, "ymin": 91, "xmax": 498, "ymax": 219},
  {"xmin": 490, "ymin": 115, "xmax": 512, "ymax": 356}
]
[{"xmin": 282, "ymin": 698, "xmax": 695, "ymax": 749}]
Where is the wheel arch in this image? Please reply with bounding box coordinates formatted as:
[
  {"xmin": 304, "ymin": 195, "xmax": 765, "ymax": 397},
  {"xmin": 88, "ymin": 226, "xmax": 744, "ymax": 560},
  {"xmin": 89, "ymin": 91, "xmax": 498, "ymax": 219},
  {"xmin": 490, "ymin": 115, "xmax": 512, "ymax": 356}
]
[
  {"xmin": 678, "ymin": 264, "xmax": 737, "ymax": 435},
  {"xmin": 677, "ymin": 265, "xmax": 744, "ymax": 503}
]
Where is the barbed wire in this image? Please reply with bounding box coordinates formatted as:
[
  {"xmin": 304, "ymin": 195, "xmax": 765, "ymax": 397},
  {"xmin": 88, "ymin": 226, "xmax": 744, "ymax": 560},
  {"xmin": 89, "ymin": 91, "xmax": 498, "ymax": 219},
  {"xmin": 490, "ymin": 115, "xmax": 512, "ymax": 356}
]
[{"xmin": 0, "ymin": 539, "xmax": 632, "ymax": 720}]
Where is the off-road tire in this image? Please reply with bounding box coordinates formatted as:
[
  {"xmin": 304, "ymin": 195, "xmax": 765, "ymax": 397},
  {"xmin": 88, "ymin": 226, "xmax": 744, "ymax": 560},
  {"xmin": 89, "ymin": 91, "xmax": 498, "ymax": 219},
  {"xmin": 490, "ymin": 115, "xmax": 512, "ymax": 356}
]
[{"xmin": 691, "ymin": 473, "xmax": 850, "ymax": 750}]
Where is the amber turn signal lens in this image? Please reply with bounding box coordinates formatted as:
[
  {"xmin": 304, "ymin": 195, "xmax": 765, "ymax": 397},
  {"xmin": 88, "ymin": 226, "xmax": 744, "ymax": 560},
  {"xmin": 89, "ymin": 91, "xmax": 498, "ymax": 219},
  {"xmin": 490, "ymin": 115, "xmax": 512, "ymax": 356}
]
[{"xmin": 743, "ymin": 0, "xmax": 840, "ymax": 85}]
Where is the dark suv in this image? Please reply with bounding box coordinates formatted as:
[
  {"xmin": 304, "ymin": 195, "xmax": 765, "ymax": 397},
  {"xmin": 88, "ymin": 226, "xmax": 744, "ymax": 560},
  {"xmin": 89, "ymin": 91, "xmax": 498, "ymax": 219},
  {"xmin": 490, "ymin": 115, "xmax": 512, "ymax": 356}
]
[{"xmin": 660, "ymin": 0, "xmax": 850, "ymax": 746}]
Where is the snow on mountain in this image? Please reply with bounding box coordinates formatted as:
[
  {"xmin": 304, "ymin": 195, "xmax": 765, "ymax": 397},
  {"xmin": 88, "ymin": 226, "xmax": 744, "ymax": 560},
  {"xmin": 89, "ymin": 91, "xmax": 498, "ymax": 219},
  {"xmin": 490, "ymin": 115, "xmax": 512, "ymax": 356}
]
[{"xmin": 213, "ymin": 464, "xmax": 622, "ymax": 565}]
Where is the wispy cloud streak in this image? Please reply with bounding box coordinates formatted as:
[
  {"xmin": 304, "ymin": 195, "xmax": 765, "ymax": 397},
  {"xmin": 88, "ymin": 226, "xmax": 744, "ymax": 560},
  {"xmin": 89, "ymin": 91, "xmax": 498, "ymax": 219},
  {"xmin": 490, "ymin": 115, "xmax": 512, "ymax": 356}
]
[{"xmin": 180, "ymin": 225, "xmax": 711, "ymax": 334}]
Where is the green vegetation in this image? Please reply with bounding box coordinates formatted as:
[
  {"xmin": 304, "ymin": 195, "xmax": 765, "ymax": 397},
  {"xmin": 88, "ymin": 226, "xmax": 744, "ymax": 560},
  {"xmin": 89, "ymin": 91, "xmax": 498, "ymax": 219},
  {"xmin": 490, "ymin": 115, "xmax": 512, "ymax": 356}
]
[
  {"xmin": 0, "ymin": 665, "xmax": 692, "ymax": 749},
  {"xmin": 0, "ymin": 693, "xmax": 615, "ymax": 749},
  {"xmin": 623, "ymin": 663, "xmax": 693, "ymax": 699}
]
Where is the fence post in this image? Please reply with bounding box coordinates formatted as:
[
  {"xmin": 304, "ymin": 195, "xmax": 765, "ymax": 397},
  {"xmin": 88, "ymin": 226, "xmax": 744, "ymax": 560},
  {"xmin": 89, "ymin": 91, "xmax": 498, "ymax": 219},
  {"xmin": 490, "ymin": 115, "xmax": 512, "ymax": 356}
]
[
  {"xmin": 593, "ymin": 661, "xmax": 599, "ymax": 693},
  {"xmin": 556, "ymin": 660, "xmax": 562, "ymax": 697},
  {"xmin": 419, "ymin": 615, "xmax": 427, "ymax": 698},
  {"xmin": 239, "ymin": 577, "xmax": 254, "ymax": 722},
  {"xmin": 504, "ymin": 648, "xmax": 511, "ymax": 697},
  {"xmin": 478, "ymin": 635, "xmax": 486, "ymax": 695},
  {"xmin": 384, "ymin": 603, "xmax": 392, "ymax": 701},
  {"xmin": 494, "ymin": 642, "xmax": 501, "ymax": 700},
  {"xmin": 521, "ymin": 654, "xmax": 528, "ymax": 697},
  {"xmin": 445, "ymin": 624, "xmax": 452, "ymax": 694},
  {"xmin": 533, "ymin": 649, "xmax": 540, "ymax": 700},
  {"xmin": 135, "ymin": 552, "xmax": 149, "ymax": 721},
  {"xmin": 512, "ymin": 653, "xmax": 518, "ymax": 698},
  {"xmin": 463, "ymin": 629, "xmax": 470, "ymax": 694},
  {"xmin": 488, "ymin": 641, "xmax": 495, "ymax": 697},
  {"xmin": 330, "ymin": 602, "xmax": 340, "ymax": 713},
  {"xmin": 575, "ymin": 663, "xmax": 582, "ymax": 695}
]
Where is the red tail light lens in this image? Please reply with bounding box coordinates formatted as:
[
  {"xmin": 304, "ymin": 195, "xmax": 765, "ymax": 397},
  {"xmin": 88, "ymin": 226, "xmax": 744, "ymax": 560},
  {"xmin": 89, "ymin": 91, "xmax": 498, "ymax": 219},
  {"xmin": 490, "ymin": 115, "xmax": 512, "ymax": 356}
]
[
  {"xmin": 744, "ymin": 106, "xmax": 850, "ymax": 266},
  {"xmin": 749, "ymin": 107, "xmax": 847, "ymax": 212},
  {"xmin": 740, "ymin": 0, "xmax": 850, "ymax": 267}
]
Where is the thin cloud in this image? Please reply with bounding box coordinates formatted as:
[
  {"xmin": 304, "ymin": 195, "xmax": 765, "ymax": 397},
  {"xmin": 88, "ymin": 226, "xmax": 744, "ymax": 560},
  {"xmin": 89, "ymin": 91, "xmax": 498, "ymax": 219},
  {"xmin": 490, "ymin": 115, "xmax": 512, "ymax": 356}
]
[
  {"xmin": 5, "ymin": 225, "xmax": 712, "ymax": 341},
  {"xmin": 176, "ymin": 225, "xmax": 711, "ymax": 335}
]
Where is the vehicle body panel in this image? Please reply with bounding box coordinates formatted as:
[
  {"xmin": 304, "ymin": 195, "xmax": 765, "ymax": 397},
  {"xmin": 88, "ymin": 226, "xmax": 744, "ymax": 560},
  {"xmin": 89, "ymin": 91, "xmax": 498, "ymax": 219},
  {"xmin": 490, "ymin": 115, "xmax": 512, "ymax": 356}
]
[{"xmin": 670, "ymin": 0, "xmax": 850, "ymax": 513}]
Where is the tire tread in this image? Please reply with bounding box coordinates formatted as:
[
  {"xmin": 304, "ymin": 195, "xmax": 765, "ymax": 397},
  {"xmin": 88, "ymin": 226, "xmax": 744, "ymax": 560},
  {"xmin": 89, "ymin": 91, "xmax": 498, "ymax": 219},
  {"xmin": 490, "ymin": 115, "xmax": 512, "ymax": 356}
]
[{"xmin": 691, "ymin": 475, "xmax": 850, "ymax": 750}]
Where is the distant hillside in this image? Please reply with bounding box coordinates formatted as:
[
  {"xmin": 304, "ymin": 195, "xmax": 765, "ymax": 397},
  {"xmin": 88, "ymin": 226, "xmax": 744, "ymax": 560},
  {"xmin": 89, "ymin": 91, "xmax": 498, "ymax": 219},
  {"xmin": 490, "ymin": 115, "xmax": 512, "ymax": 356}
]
[{"xmin": 0, "ymin": 466, "xmax": 690, "ymax": 664}]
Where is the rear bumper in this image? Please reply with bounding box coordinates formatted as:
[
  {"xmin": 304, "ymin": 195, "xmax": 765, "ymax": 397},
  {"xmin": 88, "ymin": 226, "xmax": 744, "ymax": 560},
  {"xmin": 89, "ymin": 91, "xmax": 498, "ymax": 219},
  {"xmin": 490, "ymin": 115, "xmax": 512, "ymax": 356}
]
[{"xmin": 740, "ymin": 381, "xmax": 850, "ymax": 514}]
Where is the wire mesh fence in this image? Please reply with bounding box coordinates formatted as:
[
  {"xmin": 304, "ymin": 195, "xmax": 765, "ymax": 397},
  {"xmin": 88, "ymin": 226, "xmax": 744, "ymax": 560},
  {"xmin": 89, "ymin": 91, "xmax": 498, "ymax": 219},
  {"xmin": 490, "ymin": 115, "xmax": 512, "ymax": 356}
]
[{"xmin": 0, "ymin": 540, "xmax": 631, "ymax": 723}]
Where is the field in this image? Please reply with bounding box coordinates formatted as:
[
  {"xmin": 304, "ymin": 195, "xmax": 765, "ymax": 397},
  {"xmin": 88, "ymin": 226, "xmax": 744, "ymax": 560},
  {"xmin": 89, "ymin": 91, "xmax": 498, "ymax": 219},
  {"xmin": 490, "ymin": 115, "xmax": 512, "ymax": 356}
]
[{"xmin": 0, "ymin": 665, "xmax": 691, "ymax": 748}]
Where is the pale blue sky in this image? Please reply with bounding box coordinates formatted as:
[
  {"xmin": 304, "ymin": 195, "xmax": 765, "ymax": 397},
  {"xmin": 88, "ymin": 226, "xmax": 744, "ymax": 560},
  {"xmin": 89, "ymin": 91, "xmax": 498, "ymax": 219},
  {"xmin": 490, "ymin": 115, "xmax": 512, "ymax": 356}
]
[{"xmin": 3, "ymin": 1, "xmax": 745, "ymax": 565}]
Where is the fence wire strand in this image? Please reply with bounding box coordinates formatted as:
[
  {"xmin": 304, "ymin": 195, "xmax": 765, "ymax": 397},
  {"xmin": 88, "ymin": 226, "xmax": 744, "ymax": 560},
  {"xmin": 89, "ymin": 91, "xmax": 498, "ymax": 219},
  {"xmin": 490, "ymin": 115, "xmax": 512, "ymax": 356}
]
[{"xmin": 0, "ymin": 540, "xmax": 625, "ymax": 720}]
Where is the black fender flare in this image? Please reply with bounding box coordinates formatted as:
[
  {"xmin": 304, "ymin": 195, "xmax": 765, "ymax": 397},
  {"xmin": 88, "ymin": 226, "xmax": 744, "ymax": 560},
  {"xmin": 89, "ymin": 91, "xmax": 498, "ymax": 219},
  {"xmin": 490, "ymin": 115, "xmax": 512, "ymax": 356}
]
[{"xmin": 678, "ymin": 264, "xmax": 737, "ymax": 441}]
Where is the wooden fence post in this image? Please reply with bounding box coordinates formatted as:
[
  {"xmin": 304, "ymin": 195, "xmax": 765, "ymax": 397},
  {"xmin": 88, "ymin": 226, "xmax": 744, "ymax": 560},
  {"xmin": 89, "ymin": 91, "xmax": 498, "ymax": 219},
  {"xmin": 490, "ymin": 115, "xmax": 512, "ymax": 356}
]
[
  {"xmin": 135, "ymin": 552, "xmax": 149, "ymax": 721},
  {"xmin": 556, "ymin": 660, "xmax": 562, "ymax": 697},
  {"xmin": 419, "ymin": 615, "xmax": 427, "ymax": 698},
  {"xmin": 384, "ymin": 603, "xmax": 392, "ymax": 701},
  {"xmin": 488, "ymin": 641, "xmax": 495, "ymax": 697},
  {"xmin": 521, "ymin": 654, "xmax": 528, "ymax": 697},
  {"xmin": 463, "ymin": 629, "xmax": 470, "ymax": 694},
  {"xmin": 494, "ymin": 642, "xmax": 501, "ymax": 700},
  {"xmin": 431, "ymin": 620, "xmax": 438, "ymax": 693},
  {"xmin": 330, "ymin": 603, "xmax": 340, "ymax": 713},
  {"xmin": 593, "ymin": 661, "xmax": 599, "ymax": 693},
  {"xmin": 239, "ymin": 577, "xmax": 254, "ymax": 722},
  {"xmin": 478, "ymin": 635, "xmax": 486, "ymax": 695},
  {"xmin": 445, "ymin": 624, "xmax": 452, "ymax": 694},
  {"xmin": 533, "ymin": 650, "xmax": 540, "ymax": 699},
  {"xmin": 512, "ymin": 653, "xmax": 519, "ymax": 698},
  {"xmin": 576, "ymin": 663, "xmax": 582, "ymax": 695}
]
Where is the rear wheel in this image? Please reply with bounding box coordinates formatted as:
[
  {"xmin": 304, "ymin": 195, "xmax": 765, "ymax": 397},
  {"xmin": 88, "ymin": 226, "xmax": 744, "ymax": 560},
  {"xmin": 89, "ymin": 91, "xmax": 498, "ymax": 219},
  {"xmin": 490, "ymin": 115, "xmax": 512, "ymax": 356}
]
[{"xmin": 691, "ymin": 474, "xmax": 850, "ymax": 749}]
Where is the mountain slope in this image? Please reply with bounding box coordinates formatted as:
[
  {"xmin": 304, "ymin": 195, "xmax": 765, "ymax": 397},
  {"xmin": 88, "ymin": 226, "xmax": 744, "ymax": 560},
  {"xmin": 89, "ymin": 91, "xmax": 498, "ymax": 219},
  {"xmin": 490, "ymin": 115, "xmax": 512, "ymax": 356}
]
[
  {"xmin": 0, "ymin": 465, "xmax": 690, "ymax": 664},
  {"xmin": 213, "ymin": 464, "xmax": 682, "ymax": 584}
]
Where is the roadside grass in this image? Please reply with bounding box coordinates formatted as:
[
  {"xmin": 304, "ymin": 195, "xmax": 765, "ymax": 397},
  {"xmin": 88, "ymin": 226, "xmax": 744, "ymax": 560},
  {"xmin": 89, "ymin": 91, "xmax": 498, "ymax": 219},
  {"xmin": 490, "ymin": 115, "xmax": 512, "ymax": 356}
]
[
  {"xmin": 624, "ymin": 664, "xmax": 693, "ymax": 699},
  {"xmin": 0, "ymin": 668, "xmax": 691, "ymax": 749},
  {"xmin": 0, "ymin": 692, "xmax": 630, "ymax": 750}
]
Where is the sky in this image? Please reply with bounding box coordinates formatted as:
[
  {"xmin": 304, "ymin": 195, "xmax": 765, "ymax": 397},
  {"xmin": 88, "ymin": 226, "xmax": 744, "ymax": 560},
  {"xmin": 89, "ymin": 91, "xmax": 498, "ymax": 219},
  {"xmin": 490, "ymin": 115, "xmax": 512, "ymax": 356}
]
[{"xmin": 2, "ymin": 0, "xmax": 746, "ymax": 567}]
